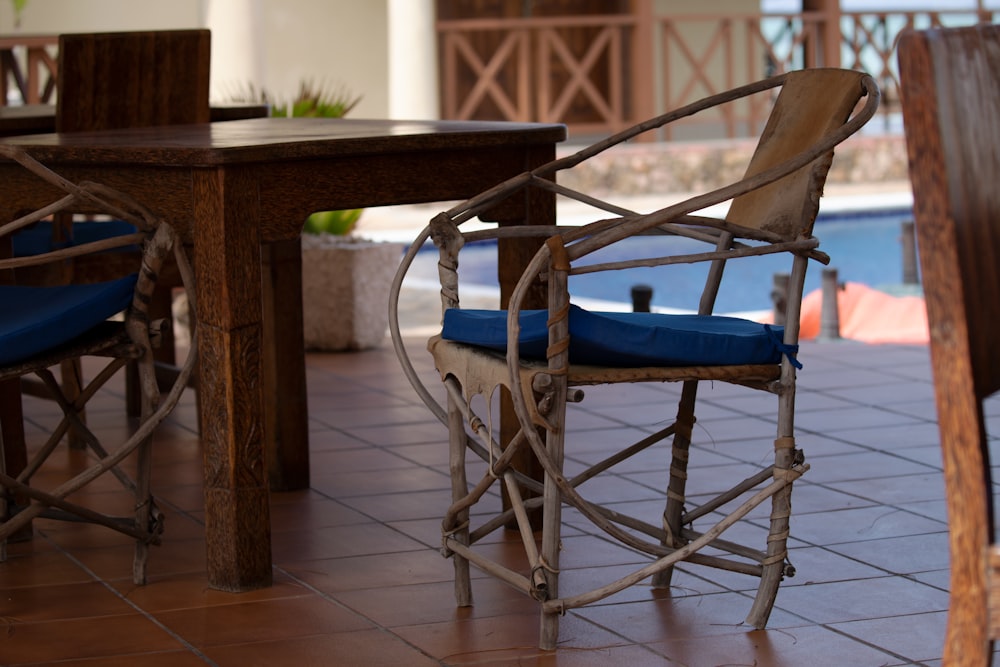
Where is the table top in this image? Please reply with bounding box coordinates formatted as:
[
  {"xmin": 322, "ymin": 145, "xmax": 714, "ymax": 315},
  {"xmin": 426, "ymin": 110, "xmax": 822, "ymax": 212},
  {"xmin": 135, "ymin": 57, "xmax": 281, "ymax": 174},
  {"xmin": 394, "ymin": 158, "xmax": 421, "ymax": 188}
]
[
  {"xmin": 0, "ymin": 117, "xmax": 567, "ymax": 166},
  {"xmin": 0, "ymin": 104, "xmax": 52, "ymax": 135},
  {"xmin": 0, "ymin": 103, "xmax": 272, "ymax": 136}
]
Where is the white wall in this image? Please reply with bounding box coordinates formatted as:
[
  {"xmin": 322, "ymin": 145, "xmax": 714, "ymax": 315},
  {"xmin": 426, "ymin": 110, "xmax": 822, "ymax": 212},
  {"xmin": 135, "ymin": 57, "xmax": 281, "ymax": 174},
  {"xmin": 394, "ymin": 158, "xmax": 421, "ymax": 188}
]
[
  {"xmin": 1, "ymin": 0, "xmax": 202, "ymax": 33},
  {"xmin": 2, "ymin": 0, "xmax": 399, "ymax": 119},
  {"xmin": 253, "ymin": 0, "xmax": 389, "ymax": 118}
]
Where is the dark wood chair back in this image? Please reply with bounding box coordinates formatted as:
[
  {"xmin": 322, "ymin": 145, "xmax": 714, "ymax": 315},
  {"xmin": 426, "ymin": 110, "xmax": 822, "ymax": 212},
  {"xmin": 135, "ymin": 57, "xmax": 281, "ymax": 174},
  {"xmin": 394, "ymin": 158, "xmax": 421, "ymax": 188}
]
[
  {"xmin": 56, "ymin": 29, "xmax": 210, "ymax": 132},
  {"xmin": 899, "ymin": 23, "xmax": 1000, "ymax": 666}
]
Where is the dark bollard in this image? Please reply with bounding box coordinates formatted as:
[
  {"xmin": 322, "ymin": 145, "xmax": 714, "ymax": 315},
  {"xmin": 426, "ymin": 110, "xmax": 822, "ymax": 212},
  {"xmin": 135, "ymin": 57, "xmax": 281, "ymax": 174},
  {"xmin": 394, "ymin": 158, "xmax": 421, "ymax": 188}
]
[
  {"xmin": 901, "ymin": 220, "xmax": 919, "ymax": 285},
  {"xmin": 771, "ymin": 273, "xmax": 789, "ymax": 326},
  {"xmin": 631, "ymin": 284, "xmax": 653, "ymax": 312},
  {"xmin": 818, "ymin": 267, "xmax": 841, "ymax": 341}
]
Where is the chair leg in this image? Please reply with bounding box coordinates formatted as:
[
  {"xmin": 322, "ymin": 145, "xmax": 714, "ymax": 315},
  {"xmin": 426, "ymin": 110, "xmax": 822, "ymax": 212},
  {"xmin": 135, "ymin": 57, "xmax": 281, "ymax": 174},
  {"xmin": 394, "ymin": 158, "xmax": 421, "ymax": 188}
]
[
  {"xmin": 538, "ymin": 393, "xmax": 569, "ymax": 651},
  {"xmin": 127, "ymin": 285, "xmax": 176, "ymax": 418},
  {"xmin": 59, "ymin": 358, "xmax": 87, "ymax": 449},
  {"xmin": 653, "ymin": 380, "xmax": 699, "ymax": 589},
  {"xmin": 746, "ymin": 434, "xmax": 798, "ymax": 628},
  {"xmin": 446, "ymin": 392, "xmax": 472, "ymax": 607},
  {"xmin": 131, "ymin": 347, "xmax": 164, "ymax": 586},
  {"xmin": 132, "ymin": 432, "xmax": 155, "ymax": 585}
]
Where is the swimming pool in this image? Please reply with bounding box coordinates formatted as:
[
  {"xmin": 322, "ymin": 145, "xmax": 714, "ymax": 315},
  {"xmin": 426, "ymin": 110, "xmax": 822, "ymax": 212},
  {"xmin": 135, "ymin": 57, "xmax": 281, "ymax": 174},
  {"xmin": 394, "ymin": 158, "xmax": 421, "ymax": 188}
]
[{"xmin": 405, "ymin": 208, "xmax": 916, "ymax": 314}]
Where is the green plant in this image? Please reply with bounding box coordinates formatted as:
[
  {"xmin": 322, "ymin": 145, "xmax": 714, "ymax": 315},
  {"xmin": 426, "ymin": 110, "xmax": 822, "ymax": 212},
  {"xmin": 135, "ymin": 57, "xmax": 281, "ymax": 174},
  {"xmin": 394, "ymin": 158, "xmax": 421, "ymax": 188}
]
[
  {"xmin": 228, "ymin": 81, "xmax": 363, "ymax": 235},
  {"xmin": 302, "ymin": 208, "xmax": 363, "ymax": 235},
  {"xmin": 271, "ymin": 81, "xmax": 360, "ymax": 119},
  {"xmin": 11, "ymin": 0, "xmax": 28, "ymax": 27}
]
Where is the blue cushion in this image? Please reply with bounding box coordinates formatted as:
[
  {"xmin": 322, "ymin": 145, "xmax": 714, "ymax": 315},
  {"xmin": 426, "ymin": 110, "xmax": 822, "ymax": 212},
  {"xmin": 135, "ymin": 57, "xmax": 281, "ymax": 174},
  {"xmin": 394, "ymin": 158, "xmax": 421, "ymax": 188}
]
[
  {"xmin": 0, "ymin": 274, "xmax": 138, "ymax": 365},
  {"xmin": 441, "ymin": 304, "xmax": 799, "ymax": 368},
  {"xmin": 12, "ymin": 220, "xmax": 138, "ymax": 257}
]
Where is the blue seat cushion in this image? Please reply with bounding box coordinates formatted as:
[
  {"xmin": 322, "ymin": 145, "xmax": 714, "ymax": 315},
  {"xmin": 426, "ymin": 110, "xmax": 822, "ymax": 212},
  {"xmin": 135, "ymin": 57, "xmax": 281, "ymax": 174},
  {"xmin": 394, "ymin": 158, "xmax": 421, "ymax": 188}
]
[
  {"xmin": 442, "ymin": 304, "xmax": 799, "ymax": 368},
  {"xmin": 12, "ymin": 220, "xmax": 139, "ymax": 257},
  {"xmin": 0, "ymin": 274, "xmax": 138, "ymax": 366}
]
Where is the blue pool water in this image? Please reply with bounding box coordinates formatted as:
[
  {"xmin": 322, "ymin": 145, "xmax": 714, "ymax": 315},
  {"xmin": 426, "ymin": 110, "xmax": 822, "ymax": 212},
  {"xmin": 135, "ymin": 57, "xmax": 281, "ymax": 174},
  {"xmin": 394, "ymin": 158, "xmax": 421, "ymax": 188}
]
[{"xmin": 407, "ymin": 209, "xmax": 915, "ymax": 314}]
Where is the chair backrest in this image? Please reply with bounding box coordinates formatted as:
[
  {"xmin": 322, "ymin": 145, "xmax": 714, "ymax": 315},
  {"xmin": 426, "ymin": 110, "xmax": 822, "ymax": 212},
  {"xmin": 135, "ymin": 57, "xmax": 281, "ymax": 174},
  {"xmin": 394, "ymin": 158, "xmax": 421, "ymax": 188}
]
[
  {"xmin": 0, "ymin": 145, "xmax": 178, "ymax": 352},
  {"xmin": 898, "ymin": 23, "xmax": 1000, "ymax": 664},
  {"xmin": 56, "ymin": 29, "xmax": 211, "ymax": 132},
  {"xmin": 726, "ymin": 69, "xmax": 867, "ymax": 240},
  {"xmin": 900, "ymin": 24, "xmax": 1000, "ymax": 399}
]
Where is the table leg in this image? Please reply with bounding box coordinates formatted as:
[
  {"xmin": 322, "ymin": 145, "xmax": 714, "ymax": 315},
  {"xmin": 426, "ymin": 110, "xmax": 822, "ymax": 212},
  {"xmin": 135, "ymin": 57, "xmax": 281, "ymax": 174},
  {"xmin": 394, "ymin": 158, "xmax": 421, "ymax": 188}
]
[
  {"xmin": 486, "ymin": 144, "xmax": 558, "ymax": 530},
  {"xmin": 193, "ymin": 168, "xmax": 273, "ymax": 591},
  {"xmin": 261, "ymin": 239, "xmax": 310, "ymax": 491},
  {"xmin": 0, "ymin": 378, "xmax": 32, "ymax": 541}
]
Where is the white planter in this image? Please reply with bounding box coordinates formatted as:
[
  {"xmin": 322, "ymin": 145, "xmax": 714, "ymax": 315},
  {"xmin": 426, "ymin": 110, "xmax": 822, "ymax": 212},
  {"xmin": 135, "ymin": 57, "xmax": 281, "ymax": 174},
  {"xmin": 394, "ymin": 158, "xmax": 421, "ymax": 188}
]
[{"xmin": 301, "ymin": 235, "xmax": 404, "ymax": 351}]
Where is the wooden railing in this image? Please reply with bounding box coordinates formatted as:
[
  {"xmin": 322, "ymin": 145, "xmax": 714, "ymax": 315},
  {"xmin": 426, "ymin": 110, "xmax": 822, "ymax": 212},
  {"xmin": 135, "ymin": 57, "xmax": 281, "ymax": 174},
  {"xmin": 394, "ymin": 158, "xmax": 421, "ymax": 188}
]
[
  {"xmin": 437, "ymin": 8, "xmax": 998, "ymax": 140},
  {"xmin": 0, "ymin": 35, "xmax": 58, "ymax": 106},
  {"xmin": 439, "ymin": 15, "xmax": 641, "ymax": 137}
]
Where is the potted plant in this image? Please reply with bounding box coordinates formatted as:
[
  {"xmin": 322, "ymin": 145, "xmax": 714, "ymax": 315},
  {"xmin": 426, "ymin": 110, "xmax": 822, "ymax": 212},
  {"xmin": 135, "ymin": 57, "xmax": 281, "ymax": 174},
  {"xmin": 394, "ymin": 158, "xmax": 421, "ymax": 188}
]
[{"xmin": 234, "ymin": 82, "xmax": 404, "ymax": 351}]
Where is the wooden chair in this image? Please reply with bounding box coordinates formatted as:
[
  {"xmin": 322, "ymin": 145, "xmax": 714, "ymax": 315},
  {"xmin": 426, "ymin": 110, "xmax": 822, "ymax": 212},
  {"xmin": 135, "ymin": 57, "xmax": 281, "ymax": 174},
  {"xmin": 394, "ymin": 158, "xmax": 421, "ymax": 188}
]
[
  {"xmin": 18, "ymin": 30, "xmax": 210, "ymax": 422},
  {"xmin": 0, "ymin": 144, "xmax": 197, "ymax": 584},
  {"xmin": 389, "ymin": 68, "xmax": 880, "ymax": 649},
  {"xmin": 56, "ymin": 29, "xmax": 210, "ymax": 132},
  {"xmin": 898, "ymin": 24, "xmax": 1000, "ymax": 666}
]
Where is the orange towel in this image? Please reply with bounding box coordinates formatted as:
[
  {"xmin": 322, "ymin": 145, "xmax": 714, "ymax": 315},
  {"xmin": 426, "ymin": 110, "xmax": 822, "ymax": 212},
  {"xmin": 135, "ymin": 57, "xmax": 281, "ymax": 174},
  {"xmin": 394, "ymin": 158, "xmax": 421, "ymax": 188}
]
[{"xmin": 797, "ymin": 282, "xmax": 928, "ymax": 344}]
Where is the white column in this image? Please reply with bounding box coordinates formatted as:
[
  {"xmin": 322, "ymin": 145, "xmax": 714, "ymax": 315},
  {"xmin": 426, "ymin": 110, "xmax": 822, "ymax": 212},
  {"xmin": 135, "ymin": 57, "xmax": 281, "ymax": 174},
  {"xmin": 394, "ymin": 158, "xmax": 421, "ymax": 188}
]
[
  {"xmin": 388, "ymin": 0, "xmax": 438, "ymax": 120},
  {"xmin": 204, "ymin": 0, "xmax": 266, "ymax": 100}
]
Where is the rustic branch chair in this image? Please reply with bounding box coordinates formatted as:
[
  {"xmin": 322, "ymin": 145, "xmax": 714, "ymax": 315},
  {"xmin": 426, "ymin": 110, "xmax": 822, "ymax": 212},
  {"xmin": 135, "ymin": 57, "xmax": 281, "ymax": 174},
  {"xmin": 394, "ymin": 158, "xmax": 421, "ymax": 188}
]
[
  {"xmin": 0, "ymin": 144, "xmax": 198, "ymax": 584},
  {"xmin": 13, "ymin": 29, "xmax": 210, "ymax": 426},
  {"xmin": 899, "ymin": 24, "xmax": 1000, "ymax": 666},
  {"xmin": 390, "ymin": 68, "xmax": 880, "ymax": 649}
]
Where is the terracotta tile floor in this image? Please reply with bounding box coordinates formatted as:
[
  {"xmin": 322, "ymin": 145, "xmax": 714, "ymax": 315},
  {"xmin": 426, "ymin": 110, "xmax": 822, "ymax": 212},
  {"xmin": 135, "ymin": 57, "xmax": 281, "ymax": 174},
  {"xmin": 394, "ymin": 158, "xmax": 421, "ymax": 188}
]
[{"xmin": 2, "ymin": 337, "xmax": 996, "ymax": 666}]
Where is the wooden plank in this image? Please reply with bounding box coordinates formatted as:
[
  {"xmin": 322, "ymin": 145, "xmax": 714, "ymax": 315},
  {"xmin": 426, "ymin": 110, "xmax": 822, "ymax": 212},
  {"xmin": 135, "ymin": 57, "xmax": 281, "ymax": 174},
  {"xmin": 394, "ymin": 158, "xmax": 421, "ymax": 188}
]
[{"xmin": 899, "ymin": 24, "xmax": 1000, "ymax": 666}]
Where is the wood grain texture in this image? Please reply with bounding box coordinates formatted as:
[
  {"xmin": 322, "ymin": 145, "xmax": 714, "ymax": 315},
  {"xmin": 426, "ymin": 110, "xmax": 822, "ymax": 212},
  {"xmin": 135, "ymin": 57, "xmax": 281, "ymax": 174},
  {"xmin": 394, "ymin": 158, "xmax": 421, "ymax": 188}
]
[
  {"xmin": 899, "ymin": 24, "xmax": 1000, "ymax": 667},
  {"xmin": 203, "ymin": 487, "xmax": 272, "ymax": 592},
  {"xmin": 261, "ymin": 239, "xmax": 309, "ymax": 491},
  {"xmin": 56, "ymin": 30, "xmax": 210, "ymax": 132}
]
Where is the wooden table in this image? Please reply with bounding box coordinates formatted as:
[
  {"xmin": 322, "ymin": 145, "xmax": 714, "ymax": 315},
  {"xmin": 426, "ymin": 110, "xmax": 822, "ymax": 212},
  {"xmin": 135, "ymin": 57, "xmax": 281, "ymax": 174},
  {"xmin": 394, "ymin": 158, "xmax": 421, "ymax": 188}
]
[
  {"xmin": 0, "ymin": 103, "xmax": 271, "ymax": 136},
  {"xmin": 0, "ymin": 117, "xmax": 565, "ymax": 591}
]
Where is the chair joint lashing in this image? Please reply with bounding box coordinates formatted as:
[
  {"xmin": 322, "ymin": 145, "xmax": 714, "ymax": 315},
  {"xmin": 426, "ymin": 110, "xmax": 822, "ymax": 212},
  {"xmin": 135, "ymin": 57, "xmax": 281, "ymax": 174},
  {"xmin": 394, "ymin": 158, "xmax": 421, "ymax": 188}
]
[
  {"xmin": 138, "ymin": 500, "xmax": 166, "ymax": 544},
  {"xmin": 530, "ymin": 556, "xmax": 560, "ymax": 601},
  {"xmin": 441, "ymin": 520, "xmax": 470, "ymax": 557},
  {"xmin": 774, "ymin": 435, "xmax": 795, "ymax": 452},
  {"xmin": 762, "ymin": 551, "xmax": 789, "ymax": 567}
]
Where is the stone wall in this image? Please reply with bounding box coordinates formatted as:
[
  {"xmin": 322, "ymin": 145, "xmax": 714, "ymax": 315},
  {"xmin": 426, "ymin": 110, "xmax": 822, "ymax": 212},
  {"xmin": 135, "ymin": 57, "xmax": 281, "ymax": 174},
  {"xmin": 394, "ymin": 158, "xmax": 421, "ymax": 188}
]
[{"xmin": 555, "ymin": 134, "xmax": 909, "ymax": 198}]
